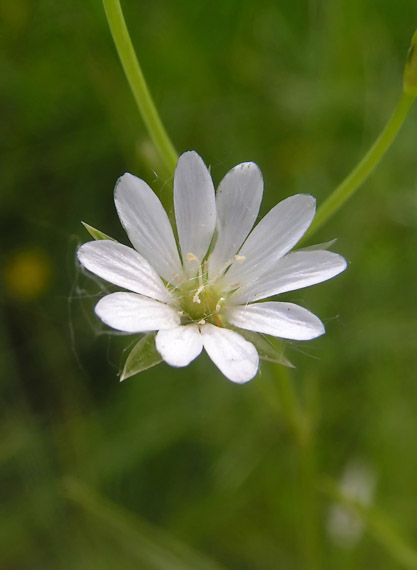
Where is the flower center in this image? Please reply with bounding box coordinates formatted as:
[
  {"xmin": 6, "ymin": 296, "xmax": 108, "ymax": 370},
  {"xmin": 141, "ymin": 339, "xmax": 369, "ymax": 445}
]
[
  {"xmin": 180, "ymin": 282, "xmax": 222, "ymax": 322},
  {"xmin": 177, "ymin": 253, "xmax": 225, "ymax": 324}
]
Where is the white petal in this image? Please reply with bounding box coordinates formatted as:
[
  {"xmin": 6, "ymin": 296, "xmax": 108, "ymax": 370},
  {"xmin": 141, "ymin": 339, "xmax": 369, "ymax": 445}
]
[
  {"xmin": 231, "ymin": 250, "xmax": 347, "ymax": 304},
  {"xmin": 115, "ymin": 173, "xmax": 183, "ymax": 284},
  {"xmin": 155, "ymin": 325, "xmax": 202, "ymax": 367},
  {"xmin": 226, "ymin": 302, "xmax": 325, "ymax": 340},
  {"xmin": 220, "ymin": 194, "xmax": 316, "ymax": 291},
  {"xmin": 78, "ymin": 240, "xmax": 173, "ymax": 303},
  {"xmin": 174, "ymin": 151, "xmax": 216, "ymax": 273},
  {"xmin": 208, "ymin": 162, "xmax": 263, "ymax": 280},
  {"xmin": 95, "ymin": 292, "xmax": 180, "ymax": 333},
  {"xmin": 200, "ymin": 323, "xmax": 259, "ymax": 384}
]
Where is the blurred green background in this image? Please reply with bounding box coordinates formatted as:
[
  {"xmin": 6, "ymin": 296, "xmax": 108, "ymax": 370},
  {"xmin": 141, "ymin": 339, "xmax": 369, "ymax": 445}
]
[{"xmin": 1, "ymin": 0, "xmax": 417, "ymax": 568}]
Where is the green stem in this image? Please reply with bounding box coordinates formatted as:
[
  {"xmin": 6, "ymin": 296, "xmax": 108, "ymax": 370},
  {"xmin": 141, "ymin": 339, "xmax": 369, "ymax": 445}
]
[
  {"xmin": 298, "ymin": 432, "xmax": 320, "ymax": 570},
  {"xmin": 270, "ymin": 366, "xmax": 305, "ymax": 442},
  {"xmin": 267, "ymin": 366, "xmax": 321, "ymax": 570},
  {"xmin": 103, "ymin": 0, "xmax": 178, "ymax": 176},
  {"xmin": 303, "ymin": 91, "xmax": 415, "ymax": 241}
]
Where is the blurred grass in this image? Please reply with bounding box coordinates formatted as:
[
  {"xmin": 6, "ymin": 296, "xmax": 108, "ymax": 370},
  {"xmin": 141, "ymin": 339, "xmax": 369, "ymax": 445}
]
[{"xmin": 1, "ymin": 0, "xmax": 417, "ymax": 568}]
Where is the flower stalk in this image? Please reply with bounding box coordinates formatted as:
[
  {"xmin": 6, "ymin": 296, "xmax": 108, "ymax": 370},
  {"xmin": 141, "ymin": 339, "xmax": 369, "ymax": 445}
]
[
  {"xmin": 262, "ymin": 367, "xmax": 321, "ymax": 570},
  {"xmin": 102, "ymin": 0, "xmax": 178, "ymax": 176},
  {"xmin": 303, "ymin": 29, "xmax": 417, "ymax": 241},
  {"xmin": 403, "ymin": 29, "xmax": 417, "ymax": 96},
  {"xmin": 277, "ymin": 369, "xmax": 320, "ymax": 570}
]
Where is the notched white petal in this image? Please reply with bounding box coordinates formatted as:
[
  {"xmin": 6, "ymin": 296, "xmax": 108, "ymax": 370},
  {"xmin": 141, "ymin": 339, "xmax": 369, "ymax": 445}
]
[
  {"xmin": 208, "ymin": 161, "xmax": 263, "ymax": 280},
  {"xmin": 95, "ymin": 292, "xmax": 180, "ymax": 333},
  {"xmin": 226, "ymin": 301, "xmax": 325, "ymax": 341},
  {"xmin": 221, "ymin": 194, "xmax": 316, "ymax": 290},
  {"xmin": 232, "ymin": 249, "xmax": 347, "ymax": 304},
  {"xmin": 174, "ymin": 151, "xmax": 216, "ymax": 272},
  {"xmin": 77, "ymin": 240, "xmax": 173, "ymax": 303},
  {"xmin": 155, "ymin": 325, "xmax": 202, "ymax": 367},
  {"xmin": 115, "ymin": 173, "xmax": 183, "ymax": 284},
  {"xmin": 200, "ymin": 323, "xmax": 259, "ymax": 384}
]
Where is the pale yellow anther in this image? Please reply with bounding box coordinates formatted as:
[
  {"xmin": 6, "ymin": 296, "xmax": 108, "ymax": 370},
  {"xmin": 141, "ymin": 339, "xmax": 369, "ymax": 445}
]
[
  {"xmin": 186, "ymin": 252, "xmax": 199, "ymax": 264},
  {"xmin": 234, "ymin": 255, "xmax": 246, "ymax": 263},
  {"xmin": 198, "ymin": 318, "xmax": 206, "ymax": 325}
]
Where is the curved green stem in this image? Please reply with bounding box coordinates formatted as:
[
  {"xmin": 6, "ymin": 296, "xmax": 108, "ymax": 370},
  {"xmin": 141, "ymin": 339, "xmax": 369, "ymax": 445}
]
[
  {"xmin": 103, "ymin": 0, "xmax": 178, "ymax": 176},
  {"xmin": 303, "ymin": 91, "xmax": 415, "ymax": 242}
]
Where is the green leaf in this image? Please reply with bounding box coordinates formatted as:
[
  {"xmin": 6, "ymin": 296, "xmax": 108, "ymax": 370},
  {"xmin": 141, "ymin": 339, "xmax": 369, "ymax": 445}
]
[
  {"xmin": 121, "ymin": 333, "xmax": 162, "ymax": 381},
  {"xmin": 81, "ymin": 221, "xmax": 116, "ymax": 241},
  {"xmin": 63, "ymin": 477, "xmax": 227, "ymax": 570}
]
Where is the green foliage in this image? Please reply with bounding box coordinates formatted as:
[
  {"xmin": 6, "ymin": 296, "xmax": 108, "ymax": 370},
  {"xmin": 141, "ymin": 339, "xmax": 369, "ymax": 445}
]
[{"xmin": 1, "ymin": 1, "xmax": 417, "ymax": 569}]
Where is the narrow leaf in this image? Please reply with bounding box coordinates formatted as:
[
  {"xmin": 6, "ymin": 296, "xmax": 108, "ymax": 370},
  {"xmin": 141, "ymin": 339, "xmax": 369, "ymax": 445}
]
[{"xmin": 63, "ymin": 477, "xmax": 227, "ymax": 570}]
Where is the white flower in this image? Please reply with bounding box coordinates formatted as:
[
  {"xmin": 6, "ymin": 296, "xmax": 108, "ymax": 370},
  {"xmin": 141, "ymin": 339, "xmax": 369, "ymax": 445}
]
[{"xmin": 78, "ymin": 151, "xmax": 346, "ymax": 383}]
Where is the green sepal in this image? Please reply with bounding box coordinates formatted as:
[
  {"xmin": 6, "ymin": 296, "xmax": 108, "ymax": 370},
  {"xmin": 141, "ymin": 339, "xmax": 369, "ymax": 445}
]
[
  {"xmin": 120, "ymin": 333, "xmax": 162, "ymax": 381},
  {"xmin": 297, "ymin": 239, "xmax": 337, "ymax": 252},
  {"xmin": 81, "ymin": 222, "xmax": 116, "ymax": 241},
  {"xmin": 237, "ymin": 329, "xmax": 294, "ymax": 368}
]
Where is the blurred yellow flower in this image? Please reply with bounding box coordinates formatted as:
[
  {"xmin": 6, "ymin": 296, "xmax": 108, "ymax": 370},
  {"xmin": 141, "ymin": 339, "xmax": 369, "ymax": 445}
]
[{"xmin": 4, "ymin": 248, "xmax": 52, "ymax": 301}]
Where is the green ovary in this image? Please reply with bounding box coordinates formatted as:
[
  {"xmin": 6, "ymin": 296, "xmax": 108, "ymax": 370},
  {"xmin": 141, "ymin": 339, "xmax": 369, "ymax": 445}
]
[{"xmin": 179, "ymin": 282, "xmax": 222, "ymax": 322}]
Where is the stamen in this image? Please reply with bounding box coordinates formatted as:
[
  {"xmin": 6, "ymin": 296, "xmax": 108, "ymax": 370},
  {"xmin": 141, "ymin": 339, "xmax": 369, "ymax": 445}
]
[
  {"xmin": 207, "ymin": 253, "xmax": 248, "ymax": 287},
  {"xmin": 192, "ymin": 284, "xmax": 204, "ymax": 304},
  {"xmin": 185, "ymin": 252, "xmax": 205, "ymax": 304},
  {"xmin": 186, "ymin": 252, "xmax": 199, "ymax": 264}
]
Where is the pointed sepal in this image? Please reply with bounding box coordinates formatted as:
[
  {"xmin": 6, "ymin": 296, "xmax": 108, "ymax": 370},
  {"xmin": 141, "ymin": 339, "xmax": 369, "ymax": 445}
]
[
  {"xmin": 120, "ymin": 333, "xmax": 163, "ymax": 381},
  {"xmin": 82, "ymin": 222, "xmax": 115, "ymax": 241}
]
